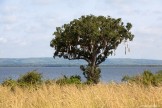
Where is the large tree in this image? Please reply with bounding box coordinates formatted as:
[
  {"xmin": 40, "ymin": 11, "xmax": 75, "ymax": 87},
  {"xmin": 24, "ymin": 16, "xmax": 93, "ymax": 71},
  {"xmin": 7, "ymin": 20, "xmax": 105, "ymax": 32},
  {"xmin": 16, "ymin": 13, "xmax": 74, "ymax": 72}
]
[{"xmin": 50, "ymin": 15, "xmax": 134, "ymax": 84}]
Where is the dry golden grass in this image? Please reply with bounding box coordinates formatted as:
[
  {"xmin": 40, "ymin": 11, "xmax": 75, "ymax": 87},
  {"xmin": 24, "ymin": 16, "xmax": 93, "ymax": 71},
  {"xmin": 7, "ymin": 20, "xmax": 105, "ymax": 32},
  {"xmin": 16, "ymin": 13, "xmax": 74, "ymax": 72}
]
[{"xmin": 0, "ymin": 83, "xmax": 162, "ymax": 108}]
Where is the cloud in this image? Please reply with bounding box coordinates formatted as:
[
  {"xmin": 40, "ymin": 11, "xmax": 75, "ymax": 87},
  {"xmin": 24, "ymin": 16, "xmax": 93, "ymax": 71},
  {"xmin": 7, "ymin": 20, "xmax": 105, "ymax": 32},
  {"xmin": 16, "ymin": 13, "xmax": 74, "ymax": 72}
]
[
  {"xmin": 13, "ymin": 39, "xmax": 28, "ymax": 46},
  {"xmin": 137, "ymin": 26, "xmax": 162, "ymax": 36},
  {"xmin": 3, "ymin": 15, "xmax": 18, "ymax": 24},
  {"xmin": 0, "ymin": 0, "xmax": 162, "ymax": 59},
  {"xmin": 31, "ymin": 0, "xmax": 55, "ymax": 5},
  {"xmin": 0, "ymin": 37, "xmax": 7, "ymax": 43},
  {"xmin": 4, "ymin": 6, "xmax": 18, "ymax": 13}
]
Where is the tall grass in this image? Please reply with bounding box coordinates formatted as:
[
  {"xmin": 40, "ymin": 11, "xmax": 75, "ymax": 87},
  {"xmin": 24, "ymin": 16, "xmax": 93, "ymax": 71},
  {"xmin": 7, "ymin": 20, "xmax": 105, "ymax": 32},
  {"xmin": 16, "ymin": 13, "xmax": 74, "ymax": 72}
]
[{"xmin": 0, "ymin": 83, "xmax": 162, "ymax": 108}]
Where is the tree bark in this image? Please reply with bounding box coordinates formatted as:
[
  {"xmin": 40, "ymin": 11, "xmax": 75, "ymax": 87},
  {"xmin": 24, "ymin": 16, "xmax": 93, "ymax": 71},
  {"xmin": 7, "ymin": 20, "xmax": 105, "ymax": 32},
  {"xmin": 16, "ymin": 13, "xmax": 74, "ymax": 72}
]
[{"xmin": 88, "ymin": 53, "xmax": 97, "ymax": 83}]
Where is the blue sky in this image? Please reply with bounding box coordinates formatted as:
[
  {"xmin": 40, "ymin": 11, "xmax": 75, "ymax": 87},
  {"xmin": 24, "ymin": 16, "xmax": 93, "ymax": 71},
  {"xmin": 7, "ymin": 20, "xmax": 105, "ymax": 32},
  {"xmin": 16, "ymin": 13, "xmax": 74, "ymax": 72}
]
[{"xmin": 0, "ymin": 0, "xmax": 162, "ymax": 60}]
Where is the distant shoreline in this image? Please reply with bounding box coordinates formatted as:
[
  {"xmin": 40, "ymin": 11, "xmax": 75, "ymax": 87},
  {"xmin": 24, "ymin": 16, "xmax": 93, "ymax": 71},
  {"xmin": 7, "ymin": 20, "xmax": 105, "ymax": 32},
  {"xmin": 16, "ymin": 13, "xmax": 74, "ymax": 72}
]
[
  {"xmin": 1, "ymin": 65, "xmax": 162, "ymax": 67},
  {"xmin": 1, "ymin": 58, "xmax": 162, "ymax": 67}
]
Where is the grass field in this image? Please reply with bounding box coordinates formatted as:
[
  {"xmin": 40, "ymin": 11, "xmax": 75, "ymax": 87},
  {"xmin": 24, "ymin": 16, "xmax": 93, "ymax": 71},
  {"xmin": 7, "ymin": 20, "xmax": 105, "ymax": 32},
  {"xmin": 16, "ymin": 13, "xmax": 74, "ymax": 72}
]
[{"xmin": 0, "ymin": 83, "xmax": 162, "ymax": 108}]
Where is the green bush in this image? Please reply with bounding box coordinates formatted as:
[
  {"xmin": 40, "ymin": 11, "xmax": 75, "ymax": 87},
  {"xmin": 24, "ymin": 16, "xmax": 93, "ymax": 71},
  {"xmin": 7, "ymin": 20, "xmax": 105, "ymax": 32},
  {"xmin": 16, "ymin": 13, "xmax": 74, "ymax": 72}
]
[
  {"xmin": 122, "ymin": 70, "xmax": 162, "ymax": 86},
  {"xmin": 2, "ymin": 71, "xmax": 43, "ymax": 88},
  {"xmin": 142, "ymin": 70, "xmax": 154, "ymax": 85},
  {"xmin": 56, "ymin": 75, "xmax": 81, "ymax": 85},
  {"xmin": 1, "ymin": 70, "xmax": 83, "ymax": 87},
  {"xmin": 44, "ymin": 79, "xmax": 56, "ymax": 85},
  {"xmin": 2, "ymin": 78, "xmax": 17, "ymax": 87},
  {"xmin": 153, "ymin": 70, "xmax": 162, "ymax": 86},
  {"xmin": 81, "ymin": 65, "xmax": 101, "ymax": 84},
  {"xmin": 17, "ymin": 70, "xmax": 43, "ymax": 86}
]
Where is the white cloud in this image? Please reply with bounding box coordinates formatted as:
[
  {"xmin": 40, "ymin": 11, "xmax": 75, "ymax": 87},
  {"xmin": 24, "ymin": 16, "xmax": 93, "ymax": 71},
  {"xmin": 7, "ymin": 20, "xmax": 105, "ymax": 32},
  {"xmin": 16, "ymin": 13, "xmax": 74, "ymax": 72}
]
[
  {"xmin": 137, "ymin": 26, "xmax": 162, "ymax": 37},
  {"xmin": 0, "ymin": 37, "xmax": 7, "ymax": 43},
  {"xmin": 2, "ymin": 5, "xmax": 19, "ymax": 14},
  {"xmin": 3, "ymin": 15, "xmax": 17, "ymax": 24},
  {"xmin": 3, "ymin": 24, "xmax": 13, "ymax": 31},
  {"xmin": 13, "ymin": 39, "xmax": 27, "ymax": 46},
  {"xmin": 32, "ymin": 0, "xmax": 55, "ymax": 5}
]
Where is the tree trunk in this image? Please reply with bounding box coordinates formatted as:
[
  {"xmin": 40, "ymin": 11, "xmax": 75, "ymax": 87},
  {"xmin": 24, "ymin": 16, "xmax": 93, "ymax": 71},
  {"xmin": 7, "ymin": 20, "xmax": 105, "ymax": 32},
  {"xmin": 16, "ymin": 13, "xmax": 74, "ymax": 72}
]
[
  {"xmin": 90, "ymin": 53, "xmax": 96, "ymax": 74},
  {"xmin": 88, "ymin": 54, "xmax": 100, "ymax": 84},
  {"xmin": 81, "ymin": 54, "xmax": 101, "ymax": 84}
]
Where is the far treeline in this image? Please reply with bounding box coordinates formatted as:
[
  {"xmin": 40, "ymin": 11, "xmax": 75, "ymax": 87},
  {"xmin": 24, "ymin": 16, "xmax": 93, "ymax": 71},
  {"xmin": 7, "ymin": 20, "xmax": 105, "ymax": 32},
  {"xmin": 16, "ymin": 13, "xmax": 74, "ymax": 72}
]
[{"xmin": 1, "ymin": 58, "xmax": 162, "ymax": 67}]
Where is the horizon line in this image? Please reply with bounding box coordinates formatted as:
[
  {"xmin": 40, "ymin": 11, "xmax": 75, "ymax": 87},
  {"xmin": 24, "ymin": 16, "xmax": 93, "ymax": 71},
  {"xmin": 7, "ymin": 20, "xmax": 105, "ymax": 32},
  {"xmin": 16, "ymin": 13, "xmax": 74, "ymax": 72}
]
[{"xmin": 0, "ymin": 57, "xmax": 162, "ymax": 61}]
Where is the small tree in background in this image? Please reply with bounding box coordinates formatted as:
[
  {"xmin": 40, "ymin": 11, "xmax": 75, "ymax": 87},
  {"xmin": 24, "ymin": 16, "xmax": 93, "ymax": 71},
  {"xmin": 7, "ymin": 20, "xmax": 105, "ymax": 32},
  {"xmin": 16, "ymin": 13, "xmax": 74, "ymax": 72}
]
[{"xmin": 50, "ymin": 15, "xmax": 134, "ymax": 84}]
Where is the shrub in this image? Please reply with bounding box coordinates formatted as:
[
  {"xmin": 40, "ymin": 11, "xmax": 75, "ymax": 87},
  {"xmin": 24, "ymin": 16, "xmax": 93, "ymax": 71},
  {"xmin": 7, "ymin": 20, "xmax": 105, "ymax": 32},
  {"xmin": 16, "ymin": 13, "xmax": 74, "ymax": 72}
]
[
  {"xmin": 153, "ymin": 70, "xmax": 162, "ymax": 86},
  {"xmin": 2, "ymin": 78, "xmax": 17, "ymax": 87},
  {"xmin": 81, "ymin": 65, "xmax": 101, "ymax": 84},
  {"xmin": 17, "ymin": 70, "xmax": 43, "ymax": 86},
  {"xmin": 44, "ymin": 79, "xmax": 56, "ymax": 85},
  {"xmin": 142, "ymin": 70, "xmax": 154, "ymax": 85},
  {"xmin": 122, "ymin": 70, "xmax": 162, "ymax": 86},
  {"xmin": 56, "ymin": 75, "xmax": 81, "ymax": 85}
]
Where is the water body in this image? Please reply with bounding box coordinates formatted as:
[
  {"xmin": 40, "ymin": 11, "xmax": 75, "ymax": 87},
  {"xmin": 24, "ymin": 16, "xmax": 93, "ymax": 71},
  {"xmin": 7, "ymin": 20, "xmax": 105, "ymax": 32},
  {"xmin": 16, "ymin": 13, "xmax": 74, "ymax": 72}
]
[{"xmin": 0, "ymin": 66, "xmax": 162, "ymax": 83}]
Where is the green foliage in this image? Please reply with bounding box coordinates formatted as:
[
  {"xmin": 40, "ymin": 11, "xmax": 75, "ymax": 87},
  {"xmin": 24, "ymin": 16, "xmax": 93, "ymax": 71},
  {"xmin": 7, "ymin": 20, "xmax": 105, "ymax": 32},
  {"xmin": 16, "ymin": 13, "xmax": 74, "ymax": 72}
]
[
  {"xmin": 56, "ymin": 75, "xmax": 81, "ymax": 85},
  {"xmin": 2, "ymin": 71, "xmax": 43, "ymax": 88},
  {"xmin": 152, "ymin": 70, "xmax": 162, "ymax": 86},
  {"xmin": 44, "ymin": 79, "xmax": 56, "ymax": 85},
  {"xmin": 2, "ymin": 78, "xmax": 17, "ymax": 87},
  {"xmin": 17, "ymin": 71, "xmax": 43, "ymax": 86},
  {"xmin": 50, "ymin": 15, "xmax": 134, "ymax": 84},
  {"xmin": 142, "ymin": 70, "xmax": 154, "ymax": 85},
  {"xmin": 122, "ymin": 70, "xmax": 162, "ymax": 86},
  {"xmin": 1, "ymin": 71, "xmax": 84, "ymax": 88},
  {"xmin": 1, "ymin": 71, "xmax": 82, "ymax": 87},
  {"xmin": 80, "ymin": 65, "xmax": 101, "ymax": 84}
]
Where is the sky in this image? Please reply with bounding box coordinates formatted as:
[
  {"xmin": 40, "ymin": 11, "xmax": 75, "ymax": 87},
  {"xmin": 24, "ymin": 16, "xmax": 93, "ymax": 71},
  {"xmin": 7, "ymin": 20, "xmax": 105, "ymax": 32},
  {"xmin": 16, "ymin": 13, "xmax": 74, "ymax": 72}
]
[{"xmin": 0, "ymin": 0, "xmax": 162, "ymax": 60}]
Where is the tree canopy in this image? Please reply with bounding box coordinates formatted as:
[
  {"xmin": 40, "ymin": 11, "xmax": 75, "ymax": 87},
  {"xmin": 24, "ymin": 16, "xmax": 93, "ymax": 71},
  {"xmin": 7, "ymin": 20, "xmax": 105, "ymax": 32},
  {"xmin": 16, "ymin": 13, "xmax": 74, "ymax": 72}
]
[{"xmin": 50, "ymin": 15, "xmax": 134, "ymax": 83}]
